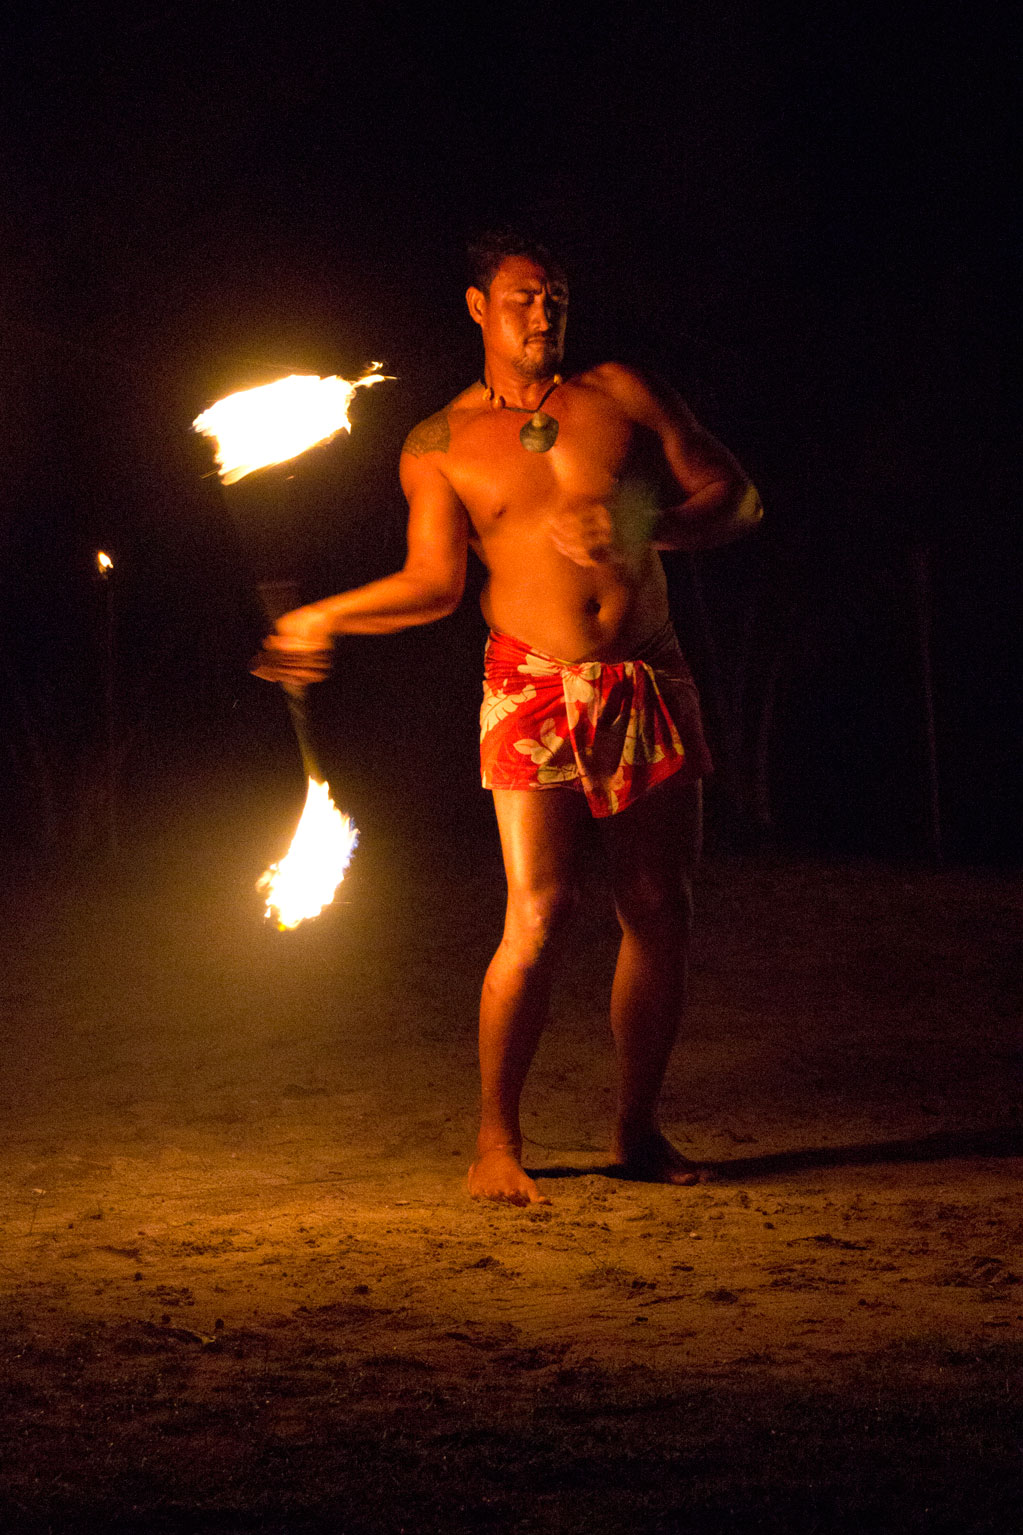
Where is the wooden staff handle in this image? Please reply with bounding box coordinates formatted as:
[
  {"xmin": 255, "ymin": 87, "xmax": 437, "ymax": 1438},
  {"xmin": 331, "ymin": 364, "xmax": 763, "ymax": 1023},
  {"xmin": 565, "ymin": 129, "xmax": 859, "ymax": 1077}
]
[{"xmin": 256, "ymin": 579, "xmax": 322, "ymax": 782}]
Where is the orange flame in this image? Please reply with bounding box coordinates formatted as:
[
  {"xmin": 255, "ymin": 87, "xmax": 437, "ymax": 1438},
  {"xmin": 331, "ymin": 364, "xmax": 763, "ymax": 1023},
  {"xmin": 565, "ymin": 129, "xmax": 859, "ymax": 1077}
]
[
  {"xmin": 258, "ymin": 777, "xmax": 358, "ymax": 930},
  {"xmin": 97, "ymin": 550, "xmax": 114, "ymax": 575},
  {"xmin": 193, "ymin": 368, "xmax": 391, "ymax": 484}
]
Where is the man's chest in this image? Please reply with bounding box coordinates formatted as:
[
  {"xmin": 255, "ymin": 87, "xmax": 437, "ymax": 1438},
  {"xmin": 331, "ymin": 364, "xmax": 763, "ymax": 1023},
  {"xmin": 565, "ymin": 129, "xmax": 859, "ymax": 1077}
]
[{"xmin": 445, "ymin": 396, "xmax": 636, "ymax": 529}]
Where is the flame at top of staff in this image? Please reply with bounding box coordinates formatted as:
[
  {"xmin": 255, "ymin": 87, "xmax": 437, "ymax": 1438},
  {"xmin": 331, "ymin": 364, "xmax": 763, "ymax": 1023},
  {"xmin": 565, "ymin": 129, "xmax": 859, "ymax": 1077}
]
[
  {"xmin": 193, "ymin": 368, "xmax": 391, "ymax": 484},
  {"xmin": 97, "ymin": 550, "xmax": 114, "ymax": 575}
]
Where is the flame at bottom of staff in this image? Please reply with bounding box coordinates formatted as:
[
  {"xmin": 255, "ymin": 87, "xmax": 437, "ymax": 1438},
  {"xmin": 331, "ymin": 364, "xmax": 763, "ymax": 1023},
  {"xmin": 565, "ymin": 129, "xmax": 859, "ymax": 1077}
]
[{"xmin": 258, "ymin": 777, "xmax": 358, "ymax": 930}]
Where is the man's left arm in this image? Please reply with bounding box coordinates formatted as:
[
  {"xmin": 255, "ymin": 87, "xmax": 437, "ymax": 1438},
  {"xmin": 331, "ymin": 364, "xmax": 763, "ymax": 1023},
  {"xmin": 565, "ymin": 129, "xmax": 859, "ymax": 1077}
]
[{"xmin": 600, "ymin": 365, "xmax": 763, "ymax": 552}]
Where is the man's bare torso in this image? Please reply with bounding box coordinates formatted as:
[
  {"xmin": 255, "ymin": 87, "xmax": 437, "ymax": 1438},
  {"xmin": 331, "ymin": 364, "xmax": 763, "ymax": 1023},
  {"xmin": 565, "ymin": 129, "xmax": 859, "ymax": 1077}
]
[{"xmin": 403, "ymin": 366, "xmax": 673, "ymax": 664}]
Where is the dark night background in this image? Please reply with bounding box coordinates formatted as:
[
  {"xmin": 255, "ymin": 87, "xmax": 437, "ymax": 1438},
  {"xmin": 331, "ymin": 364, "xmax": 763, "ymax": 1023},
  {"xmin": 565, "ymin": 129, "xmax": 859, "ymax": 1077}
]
[
  {"xmin": 1, "ymin": 0, "xmax": 1017, "ymax": 869},
  {"xmin": 0, "ymin": 9, "xmax": 1021, "ymax": 1532}
]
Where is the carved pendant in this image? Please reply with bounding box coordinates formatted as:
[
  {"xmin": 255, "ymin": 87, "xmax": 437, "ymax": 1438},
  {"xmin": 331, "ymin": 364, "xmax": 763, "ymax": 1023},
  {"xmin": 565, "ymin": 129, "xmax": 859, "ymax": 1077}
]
[{"xmin": 520, "ymin": 411, "xmax": 559, "ymax": 453}]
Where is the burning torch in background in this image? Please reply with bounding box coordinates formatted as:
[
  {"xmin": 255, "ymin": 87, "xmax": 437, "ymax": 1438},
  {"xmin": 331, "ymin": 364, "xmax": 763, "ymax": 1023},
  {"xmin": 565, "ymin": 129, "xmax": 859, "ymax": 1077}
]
[
  {"xmin": 96, "ymin": 549, "xmax": 118, "ymax": 857},
  {"xmin": 193, "ymin": 369, "xmax": 391, "ymax": 928}
]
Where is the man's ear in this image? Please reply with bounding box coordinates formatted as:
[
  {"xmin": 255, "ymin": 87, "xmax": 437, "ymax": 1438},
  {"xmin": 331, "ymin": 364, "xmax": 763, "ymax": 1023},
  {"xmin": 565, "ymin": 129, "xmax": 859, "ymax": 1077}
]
[{"xmin": 466, "ymin": 286, "xmax": 486, "ymax": 327}]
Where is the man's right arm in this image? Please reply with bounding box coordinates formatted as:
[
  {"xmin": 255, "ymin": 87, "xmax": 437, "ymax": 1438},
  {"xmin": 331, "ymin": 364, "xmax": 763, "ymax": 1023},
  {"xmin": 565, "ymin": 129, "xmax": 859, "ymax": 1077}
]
[{"xmin": 254, "ymin": 421, "xmax": 469, "ymax": 680}]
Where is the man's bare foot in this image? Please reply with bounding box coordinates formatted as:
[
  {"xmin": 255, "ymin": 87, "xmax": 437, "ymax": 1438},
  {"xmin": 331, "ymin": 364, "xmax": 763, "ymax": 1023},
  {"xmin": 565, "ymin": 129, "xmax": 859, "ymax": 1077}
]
[
  {"xmin": 468, "ymin": 1145, "xmax": 551, "ymax": 1206},
  {"xmin": 611, "ymin": 1130, "xmax": 715, "ymax": 1186}
]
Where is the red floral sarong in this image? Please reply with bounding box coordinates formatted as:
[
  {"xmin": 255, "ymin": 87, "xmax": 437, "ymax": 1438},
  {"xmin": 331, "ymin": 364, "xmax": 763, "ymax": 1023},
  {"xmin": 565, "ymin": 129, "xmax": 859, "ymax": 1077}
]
[{"xmin": 480, "ymin": 622, "xmax": 712, "ymax": 817}]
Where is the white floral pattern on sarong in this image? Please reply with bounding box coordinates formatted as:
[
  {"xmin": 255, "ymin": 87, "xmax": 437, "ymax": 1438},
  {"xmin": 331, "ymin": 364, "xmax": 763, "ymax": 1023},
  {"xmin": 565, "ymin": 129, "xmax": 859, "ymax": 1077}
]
[
  {"xmin": 512, "ymin": 718, "xmax": 578, "ymax": 783},
  {"xmin": 480, "ymin": 683, "xmax": 536, "ymax": 738}
]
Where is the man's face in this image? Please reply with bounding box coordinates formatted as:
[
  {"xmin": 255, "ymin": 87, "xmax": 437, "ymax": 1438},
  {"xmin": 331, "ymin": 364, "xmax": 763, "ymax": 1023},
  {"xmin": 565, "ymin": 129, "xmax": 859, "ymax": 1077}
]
[{"xmin": 468, "ymin": 256, "xmax": 568, "ymax": 380}]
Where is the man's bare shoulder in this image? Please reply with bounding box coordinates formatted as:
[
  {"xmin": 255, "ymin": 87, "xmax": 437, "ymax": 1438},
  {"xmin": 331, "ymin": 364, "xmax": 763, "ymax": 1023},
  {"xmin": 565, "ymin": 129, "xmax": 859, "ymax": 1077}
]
[
  {"xmin": 576, "ymin": 362, "xmax": 672, "ymax": 418},
  {"xmin": 578, "ymin": 361, "xmax": 646, "ymax": 390},
  {"xmin": 401, "ymin": 385, "xmax": 481, "ymax": 459},
  {"xmin": 402, "ymin": 410, "xmax": 452, "ymax": 458}
]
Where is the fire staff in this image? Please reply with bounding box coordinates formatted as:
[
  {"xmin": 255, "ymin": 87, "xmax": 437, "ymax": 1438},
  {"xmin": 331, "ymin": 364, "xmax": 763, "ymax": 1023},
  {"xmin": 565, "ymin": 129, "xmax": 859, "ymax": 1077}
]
[{"xmin": 254, "ymin": 232, "xmax": 763, "ymax": 1205}]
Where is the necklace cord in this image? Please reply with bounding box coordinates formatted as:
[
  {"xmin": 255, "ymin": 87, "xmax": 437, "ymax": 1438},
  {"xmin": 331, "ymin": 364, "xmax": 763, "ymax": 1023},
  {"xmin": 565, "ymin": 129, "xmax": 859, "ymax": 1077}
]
[{"xmin": 481, "ymin": 376, "xmax": 562, "ymax": 413}]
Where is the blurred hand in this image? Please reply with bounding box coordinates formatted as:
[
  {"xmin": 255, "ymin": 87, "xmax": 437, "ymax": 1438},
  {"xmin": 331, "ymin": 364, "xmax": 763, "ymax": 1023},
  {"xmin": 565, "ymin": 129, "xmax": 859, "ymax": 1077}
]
[
  {"xmin": 544, "ymin": 482, "xmax": 659, "ymax": 567},
  {"xmin": 544, "ymin": 503, "xmax": 616, "ymax": 566},
  {"xmin": 250, "ymin": 607, "xmax": 334, "ymax": 685}
]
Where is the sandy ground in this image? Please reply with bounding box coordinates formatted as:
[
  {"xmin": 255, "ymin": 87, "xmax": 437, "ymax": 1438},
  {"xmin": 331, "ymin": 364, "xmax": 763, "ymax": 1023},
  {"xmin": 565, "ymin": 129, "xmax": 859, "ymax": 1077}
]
[{"xmin": 1, "ymin": 788, "xmax": 1020, "ymax": 1532}]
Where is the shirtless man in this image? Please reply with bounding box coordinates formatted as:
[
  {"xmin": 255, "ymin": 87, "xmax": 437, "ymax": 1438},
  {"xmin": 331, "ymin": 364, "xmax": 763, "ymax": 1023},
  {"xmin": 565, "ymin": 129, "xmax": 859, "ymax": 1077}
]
[{"xmin": 255, "ymin": 232, "xmax": 762, "ymax": 1205}]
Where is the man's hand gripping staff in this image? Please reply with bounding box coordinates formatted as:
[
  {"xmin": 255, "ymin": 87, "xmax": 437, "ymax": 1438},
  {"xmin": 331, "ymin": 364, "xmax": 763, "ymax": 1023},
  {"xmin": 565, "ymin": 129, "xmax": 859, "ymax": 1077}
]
[{"xmin": 251, "ymin": 626, "xmax": 334, "ymax": 689}]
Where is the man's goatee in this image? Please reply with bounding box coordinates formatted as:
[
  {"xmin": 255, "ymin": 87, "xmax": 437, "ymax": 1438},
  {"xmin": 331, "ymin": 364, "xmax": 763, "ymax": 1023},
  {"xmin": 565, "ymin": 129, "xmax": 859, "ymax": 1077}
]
[{"xmin": 518, "ymin": 345, "xmax": 562, "ymax": 380}]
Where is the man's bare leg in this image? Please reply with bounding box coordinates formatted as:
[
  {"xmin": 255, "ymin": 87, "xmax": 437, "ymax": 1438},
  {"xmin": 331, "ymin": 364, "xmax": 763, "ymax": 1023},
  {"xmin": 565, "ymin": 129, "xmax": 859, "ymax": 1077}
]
[
  {"xmin": 469, "ymin": 787, "xmax": 586, "ymax": 1205},
  {"xmin": 601, "ymin": 777, "xmax": 710, "ymax": 1184}
]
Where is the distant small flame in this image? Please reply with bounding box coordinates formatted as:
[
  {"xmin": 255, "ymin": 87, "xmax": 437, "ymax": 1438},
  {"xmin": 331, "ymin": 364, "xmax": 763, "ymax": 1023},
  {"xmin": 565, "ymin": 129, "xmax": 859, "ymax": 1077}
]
[
  {"xmin": 97, "ymin": 550, "xmax": 113, "ymax": 574},
  {"xmin": 258, "ymin": 777, "xmax": 358, "ymax": 930},
  {"xmin": 193, "ymin": 369, "xmax": 390, "ymax": 484}
]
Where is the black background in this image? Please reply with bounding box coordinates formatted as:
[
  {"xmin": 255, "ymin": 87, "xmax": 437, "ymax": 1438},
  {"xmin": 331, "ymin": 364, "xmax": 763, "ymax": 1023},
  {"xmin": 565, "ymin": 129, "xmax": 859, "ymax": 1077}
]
[{"xmin": 1, "ymin": 0, "xmax": 1017, "ymax": 865}]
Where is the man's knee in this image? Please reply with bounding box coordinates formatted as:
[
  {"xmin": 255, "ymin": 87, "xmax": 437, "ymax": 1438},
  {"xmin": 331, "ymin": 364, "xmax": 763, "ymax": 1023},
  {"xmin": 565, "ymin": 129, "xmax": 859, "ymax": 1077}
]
[
  {"xmin": 615, "ymin": 873, "xmax": 693, "ymax": 941},
  {"xmin": 503, "ymin": 882, "xmax": 579, "ymax": 962}
]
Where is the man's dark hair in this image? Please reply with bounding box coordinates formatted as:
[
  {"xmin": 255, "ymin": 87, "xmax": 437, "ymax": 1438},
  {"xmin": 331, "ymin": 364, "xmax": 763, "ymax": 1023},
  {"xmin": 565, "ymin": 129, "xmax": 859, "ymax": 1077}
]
[{"xmin": 467, "ymin": 229, "xmax": 568, "ymax": 295}]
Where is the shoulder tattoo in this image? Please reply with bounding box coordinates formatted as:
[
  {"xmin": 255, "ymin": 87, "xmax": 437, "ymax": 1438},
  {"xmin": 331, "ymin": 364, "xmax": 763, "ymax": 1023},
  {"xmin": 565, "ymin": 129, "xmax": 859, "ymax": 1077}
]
[{"xmin": 402, "ymin": 411, "xmax": 451, "ymax": 457}]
